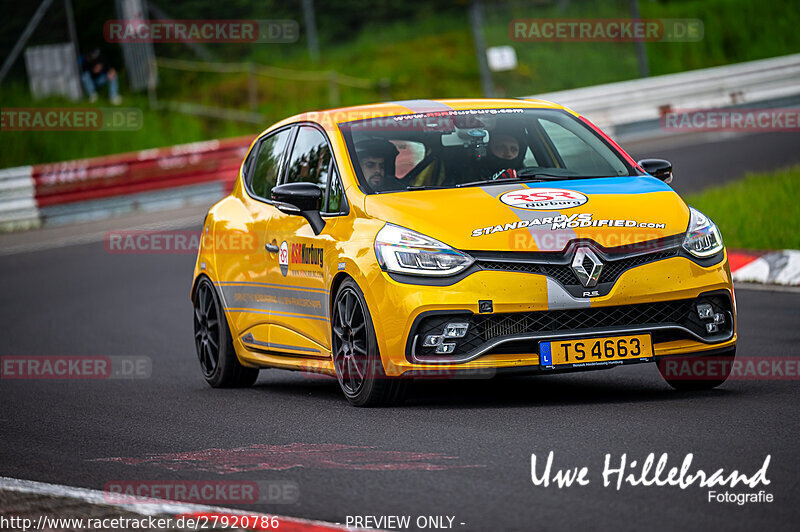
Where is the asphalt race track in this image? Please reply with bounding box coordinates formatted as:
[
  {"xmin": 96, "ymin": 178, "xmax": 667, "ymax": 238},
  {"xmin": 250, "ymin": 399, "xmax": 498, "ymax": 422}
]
[
  {"xmin": 1, "ymin": 132, "xmax": 799, "ymax": 531},
  {"xmin": 627, "ymin": 131, "xmax": 800, "ymax": 194}
]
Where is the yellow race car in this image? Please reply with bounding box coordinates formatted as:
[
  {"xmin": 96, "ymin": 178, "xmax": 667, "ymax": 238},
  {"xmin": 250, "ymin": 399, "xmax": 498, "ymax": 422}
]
[{"xmin": 191, "ymin": 99, "xmax": 736, "ymax": 406}]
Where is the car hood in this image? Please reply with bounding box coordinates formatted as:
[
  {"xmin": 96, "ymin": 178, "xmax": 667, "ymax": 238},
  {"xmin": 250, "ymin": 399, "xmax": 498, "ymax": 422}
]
[{"xmin": 364, "ymin": 176, "xmax": 690, "ymax": 252}]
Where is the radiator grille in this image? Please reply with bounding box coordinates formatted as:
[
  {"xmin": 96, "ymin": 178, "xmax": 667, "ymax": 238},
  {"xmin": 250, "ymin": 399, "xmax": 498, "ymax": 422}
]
[
  {"xmin": 412, "ymin": 294, "xmax": 732, "ymax": 360},
  {"xmin": 476, "ymin": 248, "xmax": 679, "ymax": 286}
]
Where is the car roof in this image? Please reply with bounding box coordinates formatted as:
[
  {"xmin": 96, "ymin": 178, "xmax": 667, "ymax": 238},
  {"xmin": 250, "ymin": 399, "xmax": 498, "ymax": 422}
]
[{"xmin": 261, "ymin": 98, "xmax": 577, "ymax": 135}]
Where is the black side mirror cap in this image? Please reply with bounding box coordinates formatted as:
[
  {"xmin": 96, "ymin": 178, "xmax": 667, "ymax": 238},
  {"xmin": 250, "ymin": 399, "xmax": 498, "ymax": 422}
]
[
  {"xmin": 271, "ymin": 182, "xmax": 326, "ymax": 235},
  {"xmin": 637, "ymin": 158, "xmax": 673, "ymax": 184}
]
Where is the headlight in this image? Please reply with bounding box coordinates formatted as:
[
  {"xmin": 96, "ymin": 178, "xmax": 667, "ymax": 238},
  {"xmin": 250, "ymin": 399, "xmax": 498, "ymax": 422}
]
[
  {"xmin": 682, "ymin": 207, "xmax": 724, "ymax": 258},
  {"xmin": 374, "ymin": 224, "xmax": 474, "ymax": 276}
]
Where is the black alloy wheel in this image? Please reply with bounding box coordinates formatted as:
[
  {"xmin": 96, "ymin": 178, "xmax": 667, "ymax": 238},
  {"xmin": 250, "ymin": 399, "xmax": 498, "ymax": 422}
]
[
  {"xmin": 193, "ymin": 277, "xmax": 259, "ymax": 388},
  {"xmin": 332, "ymin": 285, "xmax": 370, "ymax": 396},
  {"xmin": 331, "ymin": 278, "xmax": 406, "ymax": 406},
  {"xmin": 194, "ymin": 279, "xmax": 221, "ymax": 377}
]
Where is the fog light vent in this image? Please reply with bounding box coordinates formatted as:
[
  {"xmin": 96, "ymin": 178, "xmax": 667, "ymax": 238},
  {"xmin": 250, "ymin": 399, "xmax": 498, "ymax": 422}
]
[
  {"xmin": 435, "ymin": 343, "xmax": 456, "ymax": 354},
  {"xmin": 697, "ymin": 303, "xmax": 713, "ymax": 320},
  {"xmin": 443, "ymin": 322, "xmax": 469, "ymax": 338},
  {"xmin": 423, "ymin": 335, "xmax": 442, "ymax": 347}
]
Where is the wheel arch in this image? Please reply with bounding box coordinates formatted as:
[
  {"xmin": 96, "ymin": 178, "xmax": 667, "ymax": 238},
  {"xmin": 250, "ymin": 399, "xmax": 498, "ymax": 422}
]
[{"xmin": 191, "ymin": 273, "xmax": 237, "ymax": 339}]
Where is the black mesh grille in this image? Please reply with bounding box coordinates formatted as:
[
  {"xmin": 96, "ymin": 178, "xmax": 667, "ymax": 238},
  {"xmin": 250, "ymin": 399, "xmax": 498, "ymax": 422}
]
[
  {"xmin": 475, "ymin": 299, "xmax": 688, "ymax": 339},
  {"xmin": 411, "ymin": 294, "xmax": 732, "ymax": 360},
  {"xmin": 476, "ymin": 248, "xmax": 679, "ymax": 287},
  {"xmin": 599, "ymin": 249, "xmax": 679, "ymax": 283}
]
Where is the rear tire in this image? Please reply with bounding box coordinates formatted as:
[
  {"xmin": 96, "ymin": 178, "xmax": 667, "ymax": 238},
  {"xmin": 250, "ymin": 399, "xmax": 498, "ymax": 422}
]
[
  {"xmin": 193, "ymin": 277, "xmax": 259, "ymax": 388},
  {"xmin": 657, "ymin": 347, "xmax": 735, "ymax": 391},
  {"xmin": 331, "ymin": 278, "xmax": 407, "ymax": 406}
]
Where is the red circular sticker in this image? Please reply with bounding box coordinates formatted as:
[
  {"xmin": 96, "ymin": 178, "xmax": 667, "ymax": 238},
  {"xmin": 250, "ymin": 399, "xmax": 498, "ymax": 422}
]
[
  {"xmin": 499, "ymin": 188, "xmax": 588, "ymax": 210},
  {"xmin": 279, "ymin": 241, "xmax": 289, "ymax": 265}
]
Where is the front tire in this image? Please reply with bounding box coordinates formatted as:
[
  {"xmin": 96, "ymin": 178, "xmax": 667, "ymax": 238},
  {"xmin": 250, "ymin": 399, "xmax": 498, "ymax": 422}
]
[
  {"xmin": 193, "ymin": 277, "xmax": 259, "ymax": 388},
  {"xmin": 657, "ymin": 347, "xmax": 736, "ymax": 391},
  {"xmin": 331, "ymin": 278, "xmax": 406, "ymax": 406}
]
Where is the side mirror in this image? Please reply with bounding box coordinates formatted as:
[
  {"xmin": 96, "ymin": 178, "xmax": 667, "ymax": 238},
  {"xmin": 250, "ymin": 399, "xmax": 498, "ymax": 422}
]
[
  {"xmin": 637, "ymin": 158, "xmax": 673, "ymax": 184},
  {"xmin": 271, "ymin": 183, "xmax": 326, "ymax": 235}
]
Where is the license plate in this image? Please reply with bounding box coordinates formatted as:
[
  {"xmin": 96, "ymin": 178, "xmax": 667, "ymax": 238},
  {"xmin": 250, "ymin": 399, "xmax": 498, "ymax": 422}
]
[{"xmin": 539, "ymin": 334, "xmax": 653, "ymax": 368}]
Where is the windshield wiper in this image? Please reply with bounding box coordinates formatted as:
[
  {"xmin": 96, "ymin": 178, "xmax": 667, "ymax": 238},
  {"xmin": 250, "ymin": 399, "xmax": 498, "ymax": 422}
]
[
  {"xmin": 516, "ymin": 171, "xmax": 576, "ymax": 180},
  {"xmin": 405, "ymin": 185, "xmax": 448, "ymax": 191},
  {"xmin": 457, "ymin": 171, "xmax": 620, "ymax": 188},
  {"xmin": 456, "ymin": 173, "xmax": 566, "ymax": 188},
  {"xmin": 455, "ymin": 179, "xmax": 506, "ymax": 188}
]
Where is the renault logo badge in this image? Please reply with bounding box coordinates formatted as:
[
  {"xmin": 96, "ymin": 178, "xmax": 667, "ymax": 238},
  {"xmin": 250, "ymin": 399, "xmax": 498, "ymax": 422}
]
[{"xmin": 571, "ymin": 247, "xmax": 603, "ymax": 288}]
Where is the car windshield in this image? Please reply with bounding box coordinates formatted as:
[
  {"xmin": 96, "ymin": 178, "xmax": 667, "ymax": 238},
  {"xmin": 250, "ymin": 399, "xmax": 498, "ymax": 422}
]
[{"xmin": 339, "ymin": 108, "xmax": 635, "ymax": 194}]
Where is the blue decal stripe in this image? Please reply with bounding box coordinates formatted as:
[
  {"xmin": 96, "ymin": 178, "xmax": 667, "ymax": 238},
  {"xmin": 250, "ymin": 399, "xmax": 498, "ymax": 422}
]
[
  {"xmin": 522, "ymin": 176, "xmax": 671, "ymax": 195},
  {"xmin": 217, "ymin": 281, "xmax": 329, "ymax": 294}
]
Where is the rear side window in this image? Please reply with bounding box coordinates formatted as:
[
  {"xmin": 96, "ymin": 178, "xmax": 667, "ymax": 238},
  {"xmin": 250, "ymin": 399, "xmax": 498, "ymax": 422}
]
[
  {"xmin": 285, "ymin": 126, "xmax": 332, "ymax": 193},
  {"xmin": 248, "ymin": 129, "xmax": 292, "ymax": 199}
]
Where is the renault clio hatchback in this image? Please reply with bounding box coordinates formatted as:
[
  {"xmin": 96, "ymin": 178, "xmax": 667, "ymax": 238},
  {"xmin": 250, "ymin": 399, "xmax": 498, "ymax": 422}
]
[{"xmin": 191, "ymin": 99, "xmax": 736, "ymax": 406}]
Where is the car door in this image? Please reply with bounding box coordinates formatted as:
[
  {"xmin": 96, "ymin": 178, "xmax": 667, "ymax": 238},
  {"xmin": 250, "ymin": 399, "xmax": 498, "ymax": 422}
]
[
  {"xmin": 222, "ymin": 126, "xmax": 294, "ymax": 347},
  {"xmin": 264, "ymin": 124, "xmax": 345, "ymax": 357}
]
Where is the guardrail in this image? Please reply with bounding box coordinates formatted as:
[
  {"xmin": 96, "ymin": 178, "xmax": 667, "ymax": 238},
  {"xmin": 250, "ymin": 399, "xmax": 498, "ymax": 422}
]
[
  {"xmin": 0, "ymin": 137, "xmax": 252, "ymax": 230},
  {"xmin": 526, "ymin": 53, "xmax": 800, "ymax": 141},
  {"xmin": 3, "ymin": 55, "xmax": 797, "ymax": 232},
  {"xmin": 0, "ymin": 166, "xmax": 40, "ymax": 231}
]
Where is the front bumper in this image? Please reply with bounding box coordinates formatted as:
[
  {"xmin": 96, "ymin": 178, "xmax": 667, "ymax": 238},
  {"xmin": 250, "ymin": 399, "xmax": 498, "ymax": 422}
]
[{"xmin": 366, "ymin": 251, "xmax": 736, "ymax": 377}]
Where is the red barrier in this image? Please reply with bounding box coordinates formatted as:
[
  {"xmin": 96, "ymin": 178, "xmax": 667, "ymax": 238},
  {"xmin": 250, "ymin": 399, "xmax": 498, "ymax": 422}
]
[
  {"xmin": 32, "ymin": 137, "xmax": 253, "ymax": 207},
  {"xmin": 728, "ymin": 250, "xmax": 765, "ymax": 272}
]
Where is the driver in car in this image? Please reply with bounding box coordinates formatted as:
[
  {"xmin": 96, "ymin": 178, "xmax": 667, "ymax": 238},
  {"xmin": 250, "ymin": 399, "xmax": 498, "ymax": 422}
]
[
  {"xmin": 481, "ymin": 129, "xmax": 527, "ymax": 180},
  {"xmin": 356, "ymin": 138, "xmax": 403, "ymax": 192}
]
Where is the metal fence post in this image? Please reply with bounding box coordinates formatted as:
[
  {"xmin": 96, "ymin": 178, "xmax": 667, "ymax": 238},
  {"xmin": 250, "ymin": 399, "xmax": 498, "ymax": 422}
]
[
  {"xmin": 248, "ymin": 63, "xmax": 258, "ymax": 114},
  {"xmin": 328, "ymin": 71, "xmax": 340, "ymax": 107}
]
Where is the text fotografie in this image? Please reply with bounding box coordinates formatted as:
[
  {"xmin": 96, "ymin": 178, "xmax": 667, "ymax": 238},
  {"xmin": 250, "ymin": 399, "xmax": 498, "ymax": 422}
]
[{"xmin": 531, "ymin": 451, "xmax": 771, "ymax": 490}]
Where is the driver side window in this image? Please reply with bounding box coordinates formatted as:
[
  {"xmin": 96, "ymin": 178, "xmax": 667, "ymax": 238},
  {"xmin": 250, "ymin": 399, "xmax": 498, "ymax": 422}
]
[
  {"xmin": 285, "ymin": 126, "xmax": 331, "ymax": 193},
  {"xmin": 284, "ymin": 125, "xmax": 346, "ymax": 214},
  {"xmin": 248, "ymin": 128, "xmax": 292, "ymax": 199}
]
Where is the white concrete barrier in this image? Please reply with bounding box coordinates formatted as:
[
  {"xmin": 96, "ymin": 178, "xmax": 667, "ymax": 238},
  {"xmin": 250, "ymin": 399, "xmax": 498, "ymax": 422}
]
[
  {"xmin": 526, "ymin": 53, "xmax": 800, "ymax": 139},
  {"xmin": 0, "ymin": 166, "xmax": 41, "ymax": 232}
]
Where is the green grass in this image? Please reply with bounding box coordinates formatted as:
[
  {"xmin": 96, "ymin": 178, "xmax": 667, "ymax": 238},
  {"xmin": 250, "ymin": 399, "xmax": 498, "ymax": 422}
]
[
  {"xmin": 685, "ymin": 166, "xmax": 800, "ymax": 250},
  {"xmin": 0, "ymin": 84, "xmax": 253, "ymax": 168},
  {"xmin": 2, "ymin": 0, "xmax": 799, "ymax": 167},
  {"xmin": 483, "ymin": 0, "xmax": 800, "ymax": 95}
]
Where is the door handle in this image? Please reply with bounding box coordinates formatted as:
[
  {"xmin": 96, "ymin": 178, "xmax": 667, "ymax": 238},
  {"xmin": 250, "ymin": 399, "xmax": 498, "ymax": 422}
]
[{"xmin": 265, "ymin": 243, "xmax": 279, "ymax": 253}]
